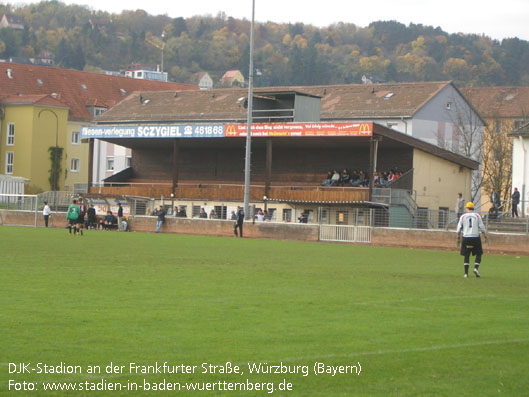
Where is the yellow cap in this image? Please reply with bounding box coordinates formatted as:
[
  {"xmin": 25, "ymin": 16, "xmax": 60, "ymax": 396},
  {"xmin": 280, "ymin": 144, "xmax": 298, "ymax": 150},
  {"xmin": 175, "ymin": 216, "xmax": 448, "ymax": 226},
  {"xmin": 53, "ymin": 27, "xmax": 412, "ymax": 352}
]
[{"xmin": 465, "ymin": 202, "xmax": 474, "ymax": 209}]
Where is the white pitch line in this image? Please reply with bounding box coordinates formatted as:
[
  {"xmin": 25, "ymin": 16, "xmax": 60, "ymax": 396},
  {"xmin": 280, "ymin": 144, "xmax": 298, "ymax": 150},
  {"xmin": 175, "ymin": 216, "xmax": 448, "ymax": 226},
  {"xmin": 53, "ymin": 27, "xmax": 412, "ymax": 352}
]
[
  {"xmin": 351, "ymin": 294, "xmax": 497, "ymax": 306},
  {"xmin": 260, "ymin": 338, "xmax": 529, "ymax": 364}
]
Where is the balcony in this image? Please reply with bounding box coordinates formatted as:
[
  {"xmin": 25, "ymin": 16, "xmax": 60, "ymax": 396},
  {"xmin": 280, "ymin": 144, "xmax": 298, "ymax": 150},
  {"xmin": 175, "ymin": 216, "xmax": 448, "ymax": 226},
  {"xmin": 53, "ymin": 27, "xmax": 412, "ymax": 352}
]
[{"xmin": 90, "ymin": 182, "xmax": 370, "ymax": 203}]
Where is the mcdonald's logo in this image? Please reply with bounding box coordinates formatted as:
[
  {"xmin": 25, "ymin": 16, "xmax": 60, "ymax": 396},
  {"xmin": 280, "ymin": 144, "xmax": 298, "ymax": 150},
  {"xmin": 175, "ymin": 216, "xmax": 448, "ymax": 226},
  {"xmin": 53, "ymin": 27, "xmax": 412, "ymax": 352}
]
[
  {"xmin": 359, "ymin": 123, "xmax": 372, "ymax": 135},
  {"xmin": 225, "ymin": 124, "xmax": 238, "ymax": 136}
]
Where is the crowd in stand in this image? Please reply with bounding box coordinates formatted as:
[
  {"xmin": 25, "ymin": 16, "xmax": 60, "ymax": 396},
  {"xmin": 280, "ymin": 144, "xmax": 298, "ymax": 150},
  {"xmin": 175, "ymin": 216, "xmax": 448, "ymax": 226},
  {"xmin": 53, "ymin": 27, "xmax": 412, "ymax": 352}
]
[{"xmin": 321, "ymin": 168, "xmax": 404, "ymax": 188}]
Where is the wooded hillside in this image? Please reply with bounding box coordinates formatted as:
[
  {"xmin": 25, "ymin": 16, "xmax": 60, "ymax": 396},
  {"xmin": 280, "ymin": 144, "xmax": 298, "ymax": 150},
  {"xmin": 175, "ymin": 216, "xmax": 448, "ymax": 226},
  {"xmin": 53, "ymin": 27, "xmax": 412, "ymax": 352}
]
[{"xmin": 1, "ymin": 1, "xmax": 528, "ymax": 87}]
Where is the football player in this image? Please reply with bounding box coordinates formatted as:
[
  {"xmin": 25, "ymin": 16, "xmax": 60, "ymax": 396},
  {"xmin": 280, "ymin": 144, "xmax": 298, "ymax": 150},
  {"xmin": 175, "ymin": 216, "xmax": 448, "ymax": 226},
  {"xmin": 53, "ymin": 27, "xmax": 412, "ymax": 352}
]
[{"xmin": 456, "ymin": 202, "xmax": 488, "ymax": 278}]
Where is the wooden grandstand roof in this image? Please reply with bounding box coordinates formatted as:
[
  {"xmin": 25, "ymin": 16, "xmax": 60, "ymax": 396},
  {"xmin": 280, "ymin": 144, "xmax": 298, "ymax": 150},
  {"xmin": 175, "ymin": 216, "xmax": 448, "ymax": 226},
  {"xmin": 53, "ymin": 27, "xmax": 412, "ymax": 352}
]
[{"xmin": 96, "ymin": 81, "xmax": 460, "ymax": 123}]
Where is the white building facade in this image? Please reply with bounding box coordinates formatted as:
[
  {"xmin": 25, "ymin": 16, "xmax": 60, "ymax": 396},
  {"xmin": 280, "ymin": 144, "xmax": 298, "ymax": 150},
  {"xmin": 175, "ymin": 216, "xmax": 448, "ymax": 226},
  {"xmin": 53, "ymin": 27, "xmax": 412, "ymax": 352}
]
[{"xmin": 511, "ymin": 127, "xmax": 529, "ymax": 216}]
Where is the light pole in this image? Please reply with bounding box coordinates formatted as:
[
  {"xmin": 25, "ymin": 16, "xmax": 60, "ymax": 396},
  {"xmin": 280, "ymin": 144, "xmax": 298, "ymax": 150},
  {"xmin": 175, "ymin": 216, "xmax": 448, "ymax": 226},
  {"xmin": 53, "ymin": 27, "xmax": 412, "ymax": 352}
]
[
  {"xmin": 243, "ymin": 0, "xmax": 255, "ymax": 220},
  {"xmin": 145, "ymin": 31, "xmax": 166, "ymax": 75}
]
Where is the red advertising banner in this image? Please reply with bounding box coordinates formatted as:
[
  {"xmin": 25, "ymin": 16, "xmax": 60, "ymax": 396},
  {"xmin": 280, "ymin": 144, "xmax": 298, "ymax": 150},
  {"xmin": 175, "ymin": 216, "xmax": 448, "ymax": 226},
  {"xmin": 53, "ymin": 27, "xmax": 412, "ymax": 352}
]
[{"xmin": 224, "ymin": 122, "xmax": 372, "ymax": 137}]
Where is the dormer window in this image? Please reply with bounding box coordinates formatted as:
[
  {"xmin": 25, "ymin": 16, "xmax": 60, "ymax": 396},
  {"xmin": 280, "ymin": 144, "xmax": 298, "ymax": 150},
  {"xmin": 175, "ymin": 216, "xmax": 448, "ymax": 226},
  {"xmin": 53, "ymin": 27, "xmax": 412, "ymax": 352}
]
[
  {"xmin": 446, "ymin": 102, "xmax": 452, "ymax": 110},
  {"xmin": 384, "ymin": 93, "xmax": 394, "ymax": 99},
  {"xmin": 81, "ymin": 84, "xmax": 88, "ymax": 91},
  {"xmin": 119, "ymin": 88, "xmax": 126, "ymax": 96},
  {"xmin": 37, "ymin": 79, "xmax": 43, "ymax": 86}
]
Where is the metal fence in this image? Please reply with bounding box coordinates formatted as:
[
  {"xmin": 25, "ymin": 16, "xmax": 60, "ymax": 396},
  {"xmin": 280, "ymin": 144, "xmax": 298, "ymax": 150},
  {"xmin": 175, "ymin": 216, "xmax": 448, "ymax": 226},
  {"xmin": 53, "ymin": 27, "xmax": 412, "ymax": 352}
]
[{"xmin": 0, "ymin": 194, "xmax": 39, "ymax": 227}]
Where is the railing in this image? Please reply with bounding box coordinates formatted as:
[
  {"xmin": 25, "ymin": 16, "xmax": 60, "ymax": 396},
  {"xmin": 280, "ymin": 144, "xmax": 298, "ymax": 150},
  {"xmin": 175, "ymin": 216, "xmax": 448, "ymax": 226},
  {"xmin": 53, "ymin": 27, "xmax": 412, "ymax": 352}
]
[
  {"xmin": 37, "ymin": 191, "xmax": 77, "ymax": 212},
  {"xmin": 319, "ymin": 224, "xmax": 371, "ymax": 243},
  {"xmin": 90, "ymin": 182, "xmax": 370, "ymax": 203},
  {"xmin": 0, "ymin": 194, "xmax": 39, "ymax": 227}
]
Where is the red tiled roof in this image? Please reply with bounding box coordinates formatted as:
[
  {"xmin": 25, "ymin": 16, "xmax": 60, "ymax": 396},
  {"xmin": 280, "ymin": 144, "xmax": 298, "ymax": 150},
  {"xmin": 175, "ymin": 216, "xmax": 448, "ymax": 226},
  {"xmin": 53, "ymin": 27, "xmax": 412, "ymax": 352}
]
[
  {"xmin": 220, "ymin": 70, "xmax": 243, "ymax": 85},
  {"xmin": 0, "ymin": 63, "xmax": 198, "ymax": 122},
  {"xmin": 0, "ymin": 93, "xmax": 68, "ymax": 107},
  {"xmin": 461, "ymin": 86, "xmax": 529, "ymax": 118}
]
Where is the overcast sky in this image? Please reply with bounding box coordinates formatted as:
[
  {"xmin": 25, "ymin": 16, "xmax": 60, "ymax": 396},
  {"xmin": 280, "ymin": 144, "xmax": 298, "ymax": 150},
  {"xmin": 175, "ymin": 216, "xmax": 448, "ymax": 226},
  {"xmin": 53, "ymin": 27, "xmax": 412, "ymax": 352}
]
[{"xmin": 14, "ymin": 0, "xmax": 529, "ymax": 41}]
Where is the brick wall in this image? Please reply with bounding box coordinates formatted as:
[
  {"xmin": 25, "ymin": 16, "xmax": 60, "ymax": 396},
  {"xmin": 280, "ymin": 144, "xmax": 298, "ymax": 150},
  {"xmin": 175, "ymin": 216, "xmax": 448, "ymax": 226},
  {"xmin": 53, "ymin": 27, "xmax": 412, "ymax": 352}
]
[{"xmin": 2, "ymin": 210, "xmax": 527, "ymax": 255}]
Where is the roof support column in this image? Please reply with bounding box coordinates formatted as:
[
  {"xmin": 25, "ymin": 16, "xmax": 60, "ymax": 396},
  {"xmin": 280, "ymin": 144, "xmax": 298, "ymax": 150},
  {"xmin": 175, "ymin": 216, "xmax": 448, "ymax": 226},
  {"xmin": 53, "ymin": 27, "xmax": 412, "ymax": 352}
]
[
  {"xmin": 265, "ymin": 138, "xmax": 272, "ymax": 198},
  {"xmin": 87, "ymin": 139, "xmax": 94, "ymax": 191},
  {"xmin": 368, "ymin": 136, "xmax": 379, "ymax": 201},
  {"xmin": 172, "ymin": 139, "xmax": 180, "ymax": 193}
]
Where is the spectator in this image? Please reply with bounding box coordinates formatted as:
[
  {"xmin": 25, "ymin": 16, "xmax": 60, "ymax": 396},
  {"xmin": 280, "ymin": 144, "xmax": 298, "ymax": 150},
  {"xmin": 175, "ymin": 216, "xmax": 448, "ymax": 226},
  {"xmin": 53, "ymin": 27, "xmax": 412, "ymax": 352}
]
[
  {"xmin": 357, "ymin": 170, "xmax": 368, "ymax": 187},
  {"xmin": 117, "ymin": 202, "xmax": 124, "ymax": 231},
  {"xmin": 298, "ymin": 213, "xmax": 308, "ymax": 223},
  {"xmin": 511, "ymin": 187, "xmax": 520, "ymax": 218},
  {"xmin": 330, "ymin": 169, "xmax": 341, "ymax": 186},
  {"xmin": 209, "ymin": 209, "xmax": 217, "ymax": 219},
  {"xmin": 155, "ymin": 206, "xmax": 166, "ymax": 233},
  {"xmin": 341, "ymin": 169, "xmax": 351, "ymax": 186},
  {"xmin": 199, "ymin": 208, "xmax": 208, "ymax": 218},
  {"xmin": 256, "ymin": 210, "xmax": 265, "ymax": 222},
  {"xmin": 321, "ymin": 170, "xmax": 333, "ymax": 186},
  {"xmin": 234, "ymin": 206, "xmax": 245, "ymax": 237},
  {"xmin": 490, "ymin": 189, "xmax": 501, "ymax": 211},
  {"xmin": 350, "ymin": 170, "xmax": 360, "ymax": 186},
  {"xmin": 42, "ymin": 201, "xmax": 51, "ymax": 227},
  {"xmin": 373, "ymin": 172, "xmax": 382, "ymax": 188},
  {"xmin": 230, "ymin": 210, "xmax": 237, "ymax": 220},
  {"xmin": 103, "ymin": 211, "xmax": 117, "ymax": 230},
  {"xmin": 177, "ymin": 206, "xmax": 187, "ymax": 218},
  {"xmin": 87, "ymin": 204, "xmax": 97, "ymax": 229},
  {"xmin": 455, "ymin": 193, "xmax": 465, "ymax": 220}
]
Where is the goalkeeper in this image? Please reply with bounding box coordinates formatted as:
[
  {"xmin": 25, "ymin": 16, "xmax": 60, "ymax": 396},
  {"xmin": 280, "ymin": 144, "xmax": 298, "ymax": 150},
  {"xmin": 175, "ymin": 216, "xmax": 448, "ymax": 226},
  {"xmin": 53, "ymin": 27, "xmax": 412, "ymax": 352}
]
[{"xmin": 456, "ymin": 202, "xmax": 488, "ymax": 278}]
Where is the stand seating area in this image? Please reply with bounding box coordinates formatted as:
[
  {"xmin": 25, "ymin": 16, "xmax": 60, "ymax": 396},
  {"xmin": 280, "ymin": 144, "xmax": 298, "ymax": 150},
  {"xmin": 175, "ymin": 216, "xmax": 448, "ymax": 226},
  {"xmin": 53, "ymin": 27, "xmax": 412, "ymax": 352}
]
[{"xmin": 91, "ymin": 178, "xmax": 370, "ymax": 203}]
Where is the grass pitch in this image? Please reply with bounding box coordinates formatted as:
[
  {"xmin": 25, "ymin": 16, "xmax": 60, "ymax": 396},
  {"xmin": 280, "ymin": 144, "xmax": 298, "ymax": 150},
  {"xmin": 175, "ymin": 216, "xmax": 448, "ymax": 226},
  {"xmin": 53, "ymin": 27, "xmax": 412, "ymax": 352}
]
[{"xmin": 1, "ymin": 226, "xmax": 528, "ymax": 396}]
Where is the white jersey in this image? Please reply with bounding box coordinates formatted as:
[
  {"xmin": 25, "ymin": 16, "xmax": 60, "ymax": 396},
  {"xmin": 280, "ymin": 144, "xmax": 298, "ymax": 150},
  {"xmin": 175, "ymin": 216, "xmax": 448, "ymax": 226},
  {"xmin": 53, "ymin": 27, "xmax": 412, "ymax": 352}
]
[
  {"xmin": 43, "ymin": 204, "xmax": 51, "ymax": 216},
  {"xmin": 456, "ymin": 212, "xmax": 486, "ymax": 237}
]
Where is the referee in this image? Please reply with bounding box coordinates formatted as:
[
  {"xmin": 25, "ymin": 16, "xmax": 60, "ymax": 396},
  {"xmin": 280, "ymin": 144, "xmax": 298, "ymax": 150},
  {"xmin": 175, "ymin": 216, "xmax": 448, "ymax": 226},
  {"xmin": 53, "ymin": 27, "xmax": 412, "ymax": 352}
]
[{"xmin": 456, "ymin": 202, "xmax": 488, "ymax": 278}]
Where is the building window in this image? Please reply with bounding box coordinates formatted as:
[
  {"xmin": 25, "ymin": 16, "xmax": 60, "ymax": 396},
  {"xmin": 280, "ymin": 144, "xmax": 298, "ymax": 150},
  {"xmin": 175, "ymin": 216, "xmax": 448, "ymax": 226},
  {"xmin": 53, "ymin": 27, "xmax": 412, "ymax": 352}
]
[
  {"xmin": 495, "ymin": 120, "xmax": 502, "ymax": 135},
  {"xmin": 7, "ymin": 123, "xmax": 15, "ymax": 145},
  {"xmin": 214, "ymin": 205, "xmax": 227, "ymax": 220},
  {"xmin": 446, "ymin": 102, "xmax": 452, "ymax": 110},
  {"xmin": 282, "ymin": 208, "xmax": 292, "ymax": 222},
  {"xmin": 336, "ymin": 210, "xmax": 348, "ymax": 224},
  {"xmin": 6, "ymin": 152, "xmax": 14, "ymax": 174},
  {"xmin": 71, "ymin": 158, "xmax": 80, "ymax": 172},
  {"xmin": 106, "ymin": 157, "xmax": 114, "ymax": 171},
  {"xmin": 72, "ymin": 131, "xmax": 80, "ymax": 145},
  {"xmin": 320, "ymin": 209, "xmax": 328, "ymax": 223},
  {"xmin": 514, "ymin": 119, "xmax": 526, "ymax": 130},
  {"xmin": 126, "ymin": 156, "xmax": 132, "ymax": 168}
]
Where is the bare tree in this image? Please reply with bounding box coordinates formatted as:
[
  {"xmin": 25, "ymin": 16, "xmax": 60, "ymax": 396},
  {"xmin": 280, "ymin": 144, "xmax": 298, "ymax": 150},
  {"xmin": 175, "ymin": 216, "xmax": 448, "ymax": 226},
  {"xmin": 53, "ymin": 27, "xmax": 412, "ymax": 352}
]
[
  {"xmin": 481, "ymin": 119, "xmax": 513, "ymax": 206},
  {"xmin": 445, "ymin": 93, "xmax": 485, "ymax": 202}
]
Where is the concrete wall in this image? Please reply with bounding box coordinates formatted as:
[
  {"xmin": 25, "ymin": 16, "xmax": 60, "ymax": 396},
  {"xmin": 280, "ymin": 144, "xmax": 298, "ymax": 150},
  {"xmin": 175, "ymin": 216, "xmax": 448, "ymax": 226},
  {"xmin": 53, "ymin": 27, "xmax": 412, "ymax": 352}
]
[
  {"xmin": 413, "ymin": 148, "xmax": 472, "ymax": 210},
  {"xmin": 2, "ymin": 210, "xmax": 527, "ymax": 256}
]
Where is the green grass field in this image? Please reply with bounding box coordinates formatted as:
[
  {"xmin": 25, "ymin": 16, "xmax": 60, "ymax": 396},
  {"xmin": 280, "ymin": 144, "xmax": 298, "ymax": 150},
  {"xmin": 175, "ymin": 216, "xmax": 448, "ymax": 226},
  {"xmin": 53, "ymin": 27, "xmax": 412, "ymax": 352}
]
[{"xmin": 1, "ymin": 226, "xmax": 528, "ymax": 396}]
